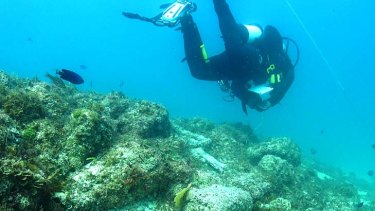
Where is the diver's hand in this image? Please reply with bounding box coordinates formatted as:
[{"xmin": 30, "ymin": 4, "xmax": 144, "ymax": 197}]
[
  {"xmin": 256, "ymin": 100, "xmax": 271, "ymax": 111},
  {"xmin": 245, "ymin": 93, "xmax": 260, "ymax": 109}
]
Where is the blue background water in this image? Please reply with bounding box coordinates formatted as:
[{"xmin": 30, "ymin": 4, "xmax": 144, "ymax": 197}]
[{"xmin": 1, "ymin": 0, "xmax": 374, "ymax": 181}]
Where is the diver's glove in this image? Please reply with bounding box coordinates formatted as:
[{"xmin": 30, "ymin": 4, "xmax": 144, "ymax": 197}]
[
  {"xmin": 255, "ymin": 100, "xmax": 271, "ymax": 112},
  {"xmin": 241, "ymin": 91, "xmax": 260, "ymax": 115},
  {"xmin": 242, "ymin": 92, "xmax": 271, "ymax": 114}
]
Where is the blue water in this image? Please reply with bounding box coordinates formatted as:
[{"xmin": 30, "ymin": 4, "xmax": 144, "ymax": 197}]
[{"xmin": 1, "ymin": 0, "xmax": 374, "ymax": 181}]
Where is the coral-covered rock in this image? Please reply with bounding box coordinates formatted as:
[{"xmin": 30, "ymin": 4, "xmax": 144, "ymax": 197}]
[
  {"xmin": 3, "ymin": 91, "xmax": 45, "ymax": 124},
  {"xmin": 101, "ymin": 92, "xmax": 130, "ymax": 119},
  {"xmin": 174, "ymin": 126, "xmax": 212, "ymax": 148},
  {"xmin": 19, "ymin": 120, "xmax": 63, "ymax": 172},
  {"xmin": 58, "ymin": 108, "xmax": 114, "ymax": 170},
  {"xmin": 26, "ymin": 82, "xmax": 70, "ymax": 119},
  {"xmin": 257, "ymin": 197, "xmax": 292, "ymax": 211},
  {"xmin": 185, "ymin": 185, "xmax": 253, "ymax": 211},
  {"xmin": 247, "ymin": 137, "xmax": 301, "ymax": 166},
  {"xmin": 0, "ymin": 111, "xmax": 20, "ymax": 156},
  {"xmin": 58, "ymin": 140, "xmax": 190, "ymax": 210},
  {"xmin": 0, "ymin": 70, "xmax": 12, "ymax": 89},
  {"xmin": 256, "ymin": 155, "xmax": 294, "ymax": 185},
  {"xmin": 0, "ymin": 158, "xmax": 48, "ymax": 210},
  {"xmin": 173, "ymin": 117, "xmax": 215, "ymax": 135},
  {"xmin": 213, "ymin": 123, "xmax": 258, "ymax": 145},
  {"xmin": 230, "ymin": 172, "xmax": 271, "ymax": 200},
  {"xmin": 119, "ymin": 101, "xmax": 171, "ymax": 138},
  {"xmin": 0, "ymin": 85, "xmax": 9, "ymax": 108}
]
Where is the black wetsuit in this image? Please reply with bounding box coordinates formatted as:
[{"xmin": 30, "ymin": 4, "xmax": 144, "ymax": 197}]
[{"xmin": 180, "ymin": 0, "xmax": 295, "ymax": 113}]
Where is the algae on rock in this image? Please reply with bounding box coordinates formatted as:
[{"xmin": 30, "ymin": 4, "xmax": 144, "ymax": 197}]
[{"xmin": 3, "ymin": 91, "xmax": 45, "ymax": 124}]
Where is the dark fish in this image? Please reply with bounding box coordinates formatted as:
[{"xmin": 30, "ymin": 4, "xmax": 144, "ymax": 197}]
[
  {"xmin": 119, "ymin": 80, "xmax": 124, "ymax": 88},
  {"xmin": 27, "ymin": 37, "xmax": 33, "ymax": 42},
  {"xmin": 57, "ymin": 69, "xmax": 84, "ymax": 84},
  {"xmin": 79, "ymin": 65, "xmax": 87, "ymax": 70},
  {"xmin": 371, "ymin": 144, "xmax": 375, "ymax": 150},
  {"xmin": 368, "ymin": 170, "xmax": 374, "ymax": 177}
]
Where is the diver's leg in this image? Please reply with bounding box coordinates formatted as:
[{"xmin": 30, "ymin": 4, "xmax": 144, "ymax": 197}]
[
  {"xmin": 213, "ymin": 0, "xmax": 248, "ymax": 50},
  {"xmin": 181, "ymin": 15, "xmax": 229, "ymax": 81}
]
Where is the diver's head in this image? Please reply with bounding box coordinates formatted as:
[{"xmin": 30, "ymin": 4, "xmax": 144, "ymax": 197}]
[{"xmin": 261, "ymin": 25, "xmax": 283, "ymax": 55}]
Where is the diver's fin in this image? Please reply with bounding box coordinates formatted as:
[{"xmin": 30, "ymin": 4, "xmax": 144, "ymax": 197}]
[
  {"xmin": 122, "ymin": 12, "xmax": 141, "ymax": 19},
  {"xmin": 180, "ymin": 57, "xmax": 187, "ymax": 62},
  {"xmin": 122, "ymin": 12, "xmax": 156, "ymax": 24}
]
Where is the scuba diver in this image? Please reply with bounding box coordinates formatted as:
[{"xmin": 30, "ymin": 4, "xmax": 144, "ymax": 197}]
[{"xmin": 123, "ymin": 0, "xmax": 298, "ymax": 114}]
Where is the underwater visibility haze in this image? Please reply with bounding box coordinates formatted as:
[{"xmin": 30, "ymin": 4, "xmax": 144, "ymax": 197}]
[{"xmin": 1, "ymin": 0, "xmax": 375, "ymax": 210}]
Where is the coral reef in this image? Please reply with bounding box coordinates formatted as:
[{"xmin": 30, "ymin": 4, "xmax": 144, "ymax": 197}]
[
  {"xmin": 247, "ymin": 137, "xmax": 301, "ymax": 166},
  {"xmin": 0, "ymin": 70, "xmax": 374, "ymax": 210},
  {"xmin": 229, "ymin": 172, "xmax": 271, "ymax": 200},
  {"xmin": 3, "ymin": 91, "xmax": 45, "ymax": 124},
  {"xmin": 257, "ymin": 197, "xmax": 292, "ymax": 210},
  {"xmin": 0, "ymin": 111, "xmax": 20, "ymax": 157},
  {"xmin": 118, "ymin": 100, "xmax": 171, "ymax": 138},
  {"xmin": 59, "ymin": 107, "xmax": 114, "ymax": 170},
  {"xmin": 185, "ymin": 185, "xmax": 253, "ymax": 211},
  {"xmin": 256, "ymin": 155, "xmax": 294, "ymax": 185},
  {"xmin": 58, "ymin": 139, "xmax": 189, "ymax": 210}
]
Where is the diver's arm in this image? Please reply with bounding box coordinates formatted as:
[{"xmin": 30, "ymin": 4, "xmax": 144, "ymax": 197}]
[
  {"xmin": 213, "ymin": 0, "xmax": 246, "ymax": 50},
  {"xmin": 213, "ymin": 0, "xmax": 236, "ymax": 24}
]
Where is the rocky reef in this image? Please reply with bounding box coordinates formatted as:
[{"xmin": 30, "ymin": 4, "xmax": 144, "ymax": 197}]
[{"xmin": 0, "ymin": 70, "xmax": 374, "ymax": 210}]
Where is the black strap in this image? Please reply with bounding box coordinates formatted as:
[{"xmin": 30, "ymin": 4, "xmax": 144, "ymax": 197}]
[{"xmin": 282, "ymin": 37, "xmax": 300, "ymax": 68}]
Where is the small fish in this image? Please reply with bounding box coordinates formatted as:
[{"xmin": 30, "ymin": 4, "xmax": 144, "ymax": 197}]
[
  {"xmin": 57, "ymin": 69, "xmax": 84, "ymax": 84},
  {"xmin": 79, "ymin": 65, "xmax": 87, "ymax": 70},
  {"xmin": 310, "ymin": 148, "xmax": 317, "ymax": 155},
  {"xmin": 371, "ymin": 144, "xmax": 375, "ymax": 150},
  {"xmin": 27, "ymin": 37, "xmax": 33, "ymax": 43},
  {"xmin": 119, "ymin": 80, "xmax": 124, "ymax": 88},
  {"xmin": 368, "ymin": 170, "xmax": 374, "ymax": 177}
]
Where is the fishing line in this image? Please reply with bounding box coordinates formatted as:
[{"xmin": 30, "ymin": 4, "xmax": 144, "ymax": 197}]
[
  {"xmin": 284, "ymin": 0, "xmax": 345, "ymax": 91},
  {"xmin": 283, "ymin": 0, "xmax": 375, "ymax": 140}
]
